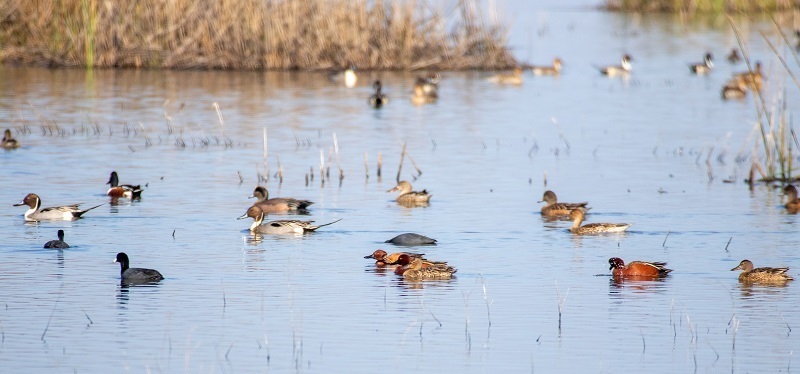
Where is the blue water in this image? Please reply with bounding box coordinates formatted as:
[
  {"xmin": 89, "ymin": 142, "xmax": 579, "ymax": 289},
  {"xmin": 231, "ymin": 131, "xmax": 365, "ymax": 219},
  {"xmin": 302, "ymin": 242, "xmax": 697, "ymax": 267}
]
[{"xmin": 1, "ymin": 4, "xmax": 799, "ymax": 373}]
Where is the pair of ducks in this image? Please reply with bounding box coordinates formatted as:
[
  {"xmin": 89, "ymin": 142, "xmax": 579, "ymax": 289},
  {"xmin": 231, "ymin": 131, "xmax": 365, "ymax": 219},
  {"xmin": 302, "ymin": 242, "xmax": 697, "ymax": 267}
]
[
  {"xmin": 13, "ymin": 171, "xmax": 142, "ymax": 221},
  {"xmin": 538, "ymin": 190, "xmax": 631, "ymax": 234},
  {"xmin": 488, "ymin": 58, "xmax": 563, "ymax": 85},
  {"xmin": 372, "ymin": 73, "xmax": 442, "ymax": 108},
  {"xmin": 365, "ymin": 249, "xmax": 456, "ymax": 280},
  {"xmin": 238, "ymin": 186, "xmax": 338, "ymax": 234},
  {"xmin": 608, "ymin": 258, "xmax": 792, "ymax": 284},
  {"xmin": 722, "ymin": 61, "xmax": 765, "ymax": 100}
]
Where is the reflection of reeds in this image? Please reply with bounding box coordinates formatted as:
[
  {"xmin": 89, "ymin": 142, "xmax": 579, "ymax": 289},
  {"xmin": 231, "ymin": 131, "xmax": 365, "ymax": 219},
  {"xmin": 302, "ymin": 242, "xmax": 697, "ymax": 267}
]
[
  {"xmin": 606, "ymin": 0, "xmax": 797, "ymax": 13},
  {"xmin": 0, "ymin": 0, "xmax": 516, "ymax": 70}
]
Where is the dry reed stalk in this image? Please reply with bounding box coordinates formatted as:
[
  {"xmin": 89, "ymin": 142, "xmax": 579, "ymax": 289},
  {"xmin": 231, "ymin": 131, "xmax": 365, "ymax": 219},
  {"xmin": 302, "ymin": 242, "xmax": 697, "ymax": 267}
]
[
  {"xmin": 0, "ymin": 0, "xmax": 517, "ymax": 70},
  {"xmin": 333, "ymin": 133, "xmax": 343, "ymax": 182},
  {"xmin": 364, "ymin": 152, "xmax": 369, "ymax": 180},
  {"xmin": 262, "ymin": 128, "xmax": 269, "ymax": 179},
  {"xmin": 377, "ymin": 152, "xmax": 382, "ymax": 179},
  {"xmin": 276, "ymin": 155, "xmax": 283, "ymax": 184},
  {"xmin": 396, "ymin": 143, "xmax": 407, "ymax": 183}
]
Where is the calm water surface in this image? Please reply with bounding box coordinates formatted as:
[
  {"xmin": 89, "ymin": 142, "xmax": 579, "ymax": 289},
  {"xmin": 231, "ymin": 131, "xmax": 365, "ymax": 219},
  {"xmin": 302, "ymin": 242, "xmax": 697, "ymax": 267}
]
[{"xmin": 1, "ymin": 4, "xmax": 800, "ymax": 373}]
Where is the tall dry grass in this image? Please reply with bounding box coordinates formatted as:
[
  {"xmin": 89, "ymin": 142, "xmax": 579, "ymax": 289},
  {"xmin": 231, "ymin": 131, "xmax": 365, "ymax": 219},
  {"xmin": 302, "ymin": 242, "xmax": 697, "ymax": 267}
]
[
  {"xmin": 605, "ymin": 0, "xmax": 799, "ymax": 13},
  {"xmin": 0, "ymin": 0, "xmax": 516, "ymax": 70}
]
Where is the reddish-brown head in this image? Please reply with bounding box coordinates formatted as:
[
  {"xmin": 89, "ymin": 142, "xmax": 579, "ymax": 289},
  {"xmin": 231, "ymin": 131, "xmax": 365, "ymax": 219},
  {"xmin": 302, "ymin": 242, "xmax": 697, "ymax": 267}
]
[
  {"xmin": 394, "ymin": 254, "xmax": 413, "ymax": 266},
  {"xmin": 364, "ymin": 249, "xmax": 387, "ymax": 261}
]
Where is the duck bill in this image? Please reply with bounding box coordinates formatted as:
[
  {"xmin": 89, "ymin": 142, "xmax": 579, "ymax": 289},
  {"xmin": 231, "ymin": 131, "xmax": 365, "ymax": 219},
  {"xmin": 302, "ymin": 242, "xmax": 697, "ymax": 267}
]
[
  {"xmin": 13, "ymin": 202, "xmax": 25, "ymax": 206},
  {"xmin": 387, "ymin": 186, "xmax": 400, "ymax": 193},
  {"xmin": 363, "ymin": 254, "xmax": 375, "ymax": 259},
  {"xmin": 730, "ymin": 265, "xmax": 742, "ymax": 271},
  {"xmin": 248, "ymin": 195, "xmax": 256, "ymax": 199},
  {"xmin": 237, "ymin": 212, "xmax": 249, "ymax": 220}
]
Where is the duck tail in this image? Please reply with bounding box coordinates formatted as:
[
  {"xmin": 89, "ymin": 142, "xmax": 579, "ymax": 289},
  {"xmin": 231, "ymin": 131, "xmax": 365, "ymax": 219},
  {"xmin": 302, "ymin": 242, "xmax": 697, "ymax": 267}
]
[
  {"xmin": 315, "ymin": 218, "xmax": 342, "ymax": 229},
  {"xmin": 75, "ymin": 202, "xmax": 106, "ymax": 217}
]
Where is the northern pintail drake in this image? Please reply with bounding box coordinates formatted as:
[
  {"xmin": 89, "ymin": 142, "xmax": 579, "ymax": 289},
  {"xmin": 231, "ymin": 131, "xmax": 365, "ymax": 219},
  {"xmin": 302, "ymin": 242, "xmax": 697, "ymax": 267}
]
[
  {"xmin": 369, "ymin": 80, "xmax": 388, "ymax": 108},
  {"xmin": 385, "ymin": 233, "xmax": 437, "ymax": 246},
  {"xmin": 388, "ymin": 181, "xmax": 432, "ymax": 206},
  {"xmin": 530, "ymin": 58, "xmax": 563, "ymax": 76},
  {"xmin": 721, "ymin": 79, "xmax": 747, "ymax": 100},
  {"xmin": 487, "ymin": 68, "xmax": 524, "ymax": 85},
  {"xmin": 539, "ymin": 190, "xmax": 590, "ymax": 217},
  {"xmin": 397, "ymin": 257, "xmax": 456, "ymax": 281},
  {"xmin": 328, "ymin": 66, "xmax": 357, "ymax": 88},
  {"xmin": 2, "ymin": 129, "xmax": 20, "ymax": 149},
  {"xmin": 14, "ymin": 193, "xmax": 104, "ymax": 221},
  {"xmin": 689, "ymin": 53, "xmax": 713, "ymax": 74},
  {"xmin": 785, "ymin": 185, "xmax": 800, "ymax": 213},
  {"xmin": 733, "ymin": 61, "xmax": 764, "ymax": 90},
  {"xmin": 364, "ymin": 249, "xmax": 425, "ymax": 266},
  {"xmin": 250, "ymin": 186, "xmax": 313, "ymax": 213},
  {"xmin": 727, "ymin": 49, "xmax": 741, "ymax": 63},
  {"xmin": 115, "ymin": 252, "xmax": 164, "ymax": 284},
  {"xmin": 44, "ymin": 230, "xmax": 70, "ymax": 249},
  {"xmin": 411, "ymin": 73, "xmax": 439, "ymax": 105},
  {"xmin": 609, "ymin": 257, "xmax": 671, "ymax": 277},
  {"xmin": 598, "ymin": 54, "xmax": 632, "ymax": 76},
  {"xmin": 569, "ymin": 209, "xmax": 631, "ymax": 234},
  {"xmin": 238, "ymin": 206, "xmax": 340, "ymax": 234},
  {"xmin": 106, "ymin": 171, "xmax": 143, "ymax": 199},
  {"xmin": 731, "ymin": 259, "xmax": 793, "ymax": 284}
]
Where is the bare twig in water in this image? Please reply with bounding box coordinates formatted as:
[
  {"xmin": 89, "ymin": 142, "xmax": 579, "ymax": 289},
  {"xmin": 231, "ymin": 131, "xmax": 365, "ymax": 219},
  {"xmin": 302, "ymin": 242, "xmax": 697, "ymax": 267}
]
[
  {"xmin": 429, "ymin": 311, "xmax": 442, "ymax": 328},
  {"xmin": 396, "ymin": 143, "xmax": 407, "ymax": 183},
  {"xmin": 552, "ymin": 117, "xmax": 570, "ymax": 150},
  {"xmin": 780, "ymin": 311, "xmax": 792, "ymax": 336},
  {"xmin": 543, "ymin": 171, "xmax": 547, "ymax": 187},
  {"xmin": 479, "ymin": 275, "xmax": 492, "ymax": 327},
  {"xmin": 377, "ymin": 152, "xmax": 382, "ymax": 179},
  {"xmin": 724, "ymin": 237, "xmax": 732, "ymax": 252},
  {"xmin": 41, "ymin": 283, "xmax": 64, "ymax": 341},
  {"xmin": 276, "ymin": 156, "xmax": 283, "ymax": 184},
  {"xmin": 333, "ymin": 133, "xmax": 343, "ymax": 183},
  {"xmin": 663, "ymin": 229, "xmax": 670, "ymax": 247},
  {"xmin": 80, "ymin": 308, "xmax": 93, "ymax": 326},
  {"xmin": 364, "ymin": 152, "xmax": 369, "ymax": 180},
  {"xmin": 262, "ymin": 128, "xmax": 269, "ymax": 181},
  {"xmin": 319, "ymin": 150, "xmax": 325, "ymax": 184},
  {"xmin": 405, "ymin": 148, "xmax": 423, "ymax": 177},
  {"xmin": 237, "ymin": 171, "xmax": 243, "ymax": 185},
  {"xmin": 554, "ymin": 280, "xmax": 569, "ymax": 334}
]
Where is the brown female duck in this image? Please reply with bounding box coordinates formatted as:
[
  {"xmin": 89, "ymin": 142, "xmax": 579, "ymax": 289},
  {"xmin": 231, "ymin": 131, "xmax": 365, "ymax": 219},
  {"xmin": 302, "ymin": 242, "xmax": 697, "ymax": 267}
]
[
  {"xmin": 538, "ymin": 190, "xmax": 589, "ymax": 217},
  {"xmin": 569, "ymin": 209, "xmax": 631, "ymax": 234},
  {"xmin": 784, "ymin": 185, "xmax": 800, "ymax": 213},
  {"xmin": 731, "ymin": 260, "xmax": 793, "ymax": 284},
  {"xmin": 250, "ymin": 186, "xmax": 313, "ymax": 213},
  {"xmin": 397, "ymin": 257, "xmax": 456, "ymax": 280},
  {"xmin": 388, "ymin": 181, "xmax": 431, "ymax": 205}
]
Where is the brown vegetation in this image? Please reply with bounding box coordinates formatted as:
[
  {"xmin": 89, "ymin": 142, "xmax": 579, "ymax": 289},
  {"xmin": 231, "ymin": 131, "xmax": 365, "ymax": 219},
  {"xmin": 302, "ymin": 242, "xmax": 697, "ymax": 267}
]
[
  {"xmin": 605, "ymin": 0, "xmax": 799, "ymax": 13},
  {"xmin": 0, "ymin": 0, "xmax": 517, "ymax": 70}
]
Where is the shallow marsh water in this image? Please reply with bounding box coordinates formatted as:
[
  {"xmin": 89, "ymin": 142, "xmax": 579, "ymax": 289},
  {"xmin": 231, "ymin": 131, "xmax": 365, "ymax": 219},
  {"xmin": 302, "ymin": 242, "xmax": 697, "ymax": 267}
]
[{"xmin": 2, "ymin": 4, "xmax": 800, "ymax": 373}]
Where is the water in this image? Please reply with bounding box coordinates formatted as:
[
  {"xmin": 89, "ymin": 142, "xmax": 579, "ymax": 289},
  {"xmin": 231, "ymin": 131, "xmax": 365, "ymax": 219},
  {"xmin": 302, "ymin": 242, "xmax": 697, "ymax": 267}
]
[{"xmin": 2, "ymin": 5, "xmax": 800, "ymax": 373}]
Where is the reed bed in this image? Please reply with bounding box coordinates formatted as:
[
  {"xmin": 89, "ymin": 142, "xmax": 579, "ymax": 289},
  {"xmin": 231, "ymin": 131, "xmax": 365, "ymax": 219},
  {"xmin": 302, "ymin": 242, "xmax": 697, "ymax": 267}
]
[
  {"xmin": 605, "ymin": 0, "xmax": 800, "ymax": 12},
  {"xmin": 0, "ymin": 0, "xmax": 516, "ymax": 70}
]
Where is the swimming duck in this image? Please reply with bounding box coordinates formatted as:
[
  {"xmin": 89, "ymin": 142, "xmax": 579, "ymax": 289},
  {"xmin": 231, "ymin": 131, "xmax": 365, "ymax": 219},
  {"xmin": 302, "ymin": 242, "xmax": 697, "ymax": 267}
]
[
  {"xmin": 385, "ymin": 233, "xmax": 437, "ymax": 246},
  {"xmin": 369, "ymin": 80, "xmax": 388, "ymax": 108},
  {"xmin": 608, "ymin": 257, "xmax": 671, "ymax": 277},
  {"xmin": 250, "ymin": 186, "xmax": 313, "ymax": 213},
  {"xmin": 599, "ymin": 54, "xmax": 632, "ymax": 76},
  {"xmin": 538, "ymin": 190, "xmax": 590, "ymax": 217},
  {"xmin": 733, "ymin": 61, "xmax": 764, "ymax": 90},
  {"xmin": 785, "ymin": 185, "xmax": 800, "ymax": 213},
  {"xmin": 2, "ymin": 129, "xmax": 20, "ymax": 149},
  {"xmin": 388, "ymin": 181, "xmax": 431, "ymax": 206},
  {"xmin": 14, "ymin": 193, "xmax": 104, "ymax": 221},
  {"xmin": 487, "ymin": 68, "xmax": 524, "ymax": 85},
  {"xmin": 399, "ymin": 257, "xmax": 456, "ymax": 281},
  {"xmin": 238, "ymin": 206, "xmax": 339, "ymax": 234},
  {"xmin": 731, "ymin": 259, "xmax": 793, "ymax": 284},
  {"xmin": 530, "ymin": 58, "xmax": 563, "ymax": 76},
  {"xmin": 721, "ymin": 79, "xmax": 747, "ymax": 100},
  {"xmin": 44, "ymin": 230, "xmax": 70, "ymax": 249},
  {"xmin": 115, "ymin": 252, "xmax": 164, "ymax": 284},
  {"xmin": 364, "ymin": 249, "xmax": 426, "ymax": 266},
  {"xmin": 689, "ymin": 53, "xmax": 714, "ymax": 74},
  {"xmin": 106, "ymin": 171, "xmax": 143, "ymax": 199},
  {"xmin": 328, "ymin": 66, "xmax": 357, "ymax": 88},
  {"xmin": 411, "ymin": 73, "xmax": 439, "ymax": 105},
  {"xmin": 727, "ymin": 49, "xmax": 741, "ymax": 63},
  {"xmin": 569, "ymin": 209, "xmax": 631, "ymax": 234}
]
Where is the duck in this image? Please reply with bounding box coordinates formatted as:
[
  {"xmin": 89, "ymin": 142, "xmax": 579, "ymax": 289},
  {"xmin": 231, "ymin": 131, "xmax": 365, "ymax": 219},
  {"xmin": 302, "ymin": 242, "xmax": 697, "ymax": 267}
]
[
  {"xmin": 538, "ymin": 190, "xmax": 589, "ymax": 217},
  {"xmin": 733, "ymin": 61, "xmax": 764, "ymax": 90},
  {"xmin": 785, "ymin": 185, "xmax": 800, "ymax": 213},
  {"xmin": 238, "ymin": 206, "xmax": 340, "ymax": 234},
  {"xmin": 328, "ymin": 66, "xmax": 357, "ymax": 88},
  {"xmin": 689, "ymin": 53, "xmax": 714, "ymax": 74},
  {"xmin": 530, "ymin": 58, "xmax": 563, "ymax": 76},
  {"xmin": 727, "ymin": 49, "xmax": 741, "ymax": 63},
  {"xmin": 411, "ymin": 73, "xmax": 439, "ymax": 105},
  {"xmin": 364, "ymin": 249, "xmax": 425, "ymax": 266},
  {"xmin": 106, "ymin": 171, "xmax": 143, "ymax": 199},
  {"xmin": 114, "ymin": 252, "xmax": 164, "ymax": 284},
  {"xmin": 398, "ymin": 257, "xmax": 456, "ymax": 281},
  {"xmin": 44, "ymin": 230, "xmax": 70, "ymax": 249},
  {"xmin": 598, "ymin": 54, "xmax": 632, "ymax": 76},
  {"xmin": 487, "ymin": 68, "xmax": 523, "ymax": 85},
  {"xmin": 731, "ymin": 259, "xmax": 793, "ymax": 284},
  {"xmin": 387, "ymin": 181, "xmax": 432, "ymax": 206},
  {"xmin": 608, "ymin": 257, "xmax": 671, "ymax": 277},
  {"xmin": 369, "ymin": 80, "xmax": 388, "ymax": 108},
  {"xmin": 569, "ymin": 209, "xmax": 631, "ymax": 234},
  {"xmin": 385, "ymin": 233, "xmax": 437, "ymax": 246},
  {"xmin": 14, "ymin": 193, "xmax": 104, "ymax": 221},
  {"xmin": 250, "ymin": 186, "xmax": 313, "ymax": 213},
  {"xmin": 721, "ymin": 79, "xmax": 747, "ymax": 100},
  {"xmin": 2, "ymin": 129, "xmax": 20, "ymax": 149}
]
